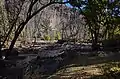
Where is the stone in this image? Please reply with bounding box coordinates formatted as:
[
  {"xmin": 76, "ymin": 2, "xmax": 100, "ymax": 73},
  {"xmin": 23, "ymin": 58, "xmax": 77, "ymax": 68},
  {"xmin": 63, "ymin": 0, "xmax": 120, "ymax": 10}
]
[
  {"xmin": 1, "ymin": 48, "xmax": 19, "ymax": 59},
  {"xmin": 56, "ymin": 40, "xmax": 67, "ymax": 44},
  {"xmin": 39, "ymin": 59, "xmax": 59, "ymax": 74}
]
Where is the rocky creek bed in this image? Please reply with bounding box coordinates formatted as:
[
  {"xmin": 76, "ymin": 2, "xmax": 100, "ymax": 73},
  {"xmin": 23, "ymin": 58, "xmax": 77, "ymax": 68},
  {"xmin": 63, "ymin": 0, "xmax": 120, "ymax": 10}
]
[{"xmin": 12, "ymin": 43, "xmax": 119, "ymax": 78}]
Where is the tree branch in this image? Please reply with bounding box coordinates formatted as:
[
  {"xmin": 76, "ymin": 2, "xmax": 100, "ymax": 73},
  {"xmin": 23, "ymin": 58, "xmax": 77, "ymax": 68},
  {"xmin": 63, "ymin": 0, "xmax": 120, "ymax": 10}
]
[{"xmin": 29, "ymin": 1, "xmax": 70, "ymax": 20}]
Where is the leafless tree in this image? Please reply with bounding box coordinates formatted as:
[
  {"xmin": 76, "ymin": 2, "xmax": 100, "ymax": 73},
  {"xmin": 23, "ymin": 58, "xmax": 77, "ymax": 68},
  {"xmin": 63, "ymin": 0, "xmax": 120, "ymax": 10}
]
[{"xmin": 3, "ymin": 0, "xmax": 70, "ymax": 57}]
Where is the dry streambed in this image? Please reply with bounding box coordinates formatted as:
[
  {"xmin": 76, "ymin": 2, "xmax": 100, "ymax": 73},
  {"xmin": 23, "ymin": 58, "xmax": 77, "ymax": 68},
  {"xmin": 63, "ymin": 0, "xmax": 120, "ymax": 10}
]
[{"xmin": 15, "ymin": 43, "xmax": 120, "ymax": 79}]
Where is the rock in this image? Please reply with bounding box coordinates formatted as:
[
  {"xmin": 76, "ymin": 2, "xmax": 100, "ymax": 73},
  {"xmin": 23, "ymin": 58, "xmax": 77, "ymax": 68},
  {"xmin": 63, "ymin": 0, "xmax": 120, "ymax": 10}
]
[
  {"xmin": 39, "ymin": 59, "xmax": 60, "ymax": 74},
  {"xmin": 56, "ymin": 40, "xmax": 67, "ymax": 44},
  {"xmin": 38, "ymin": 48, "xmax": 65, "ymax": 58},
  {"xmin": 23, "ymin": 57, "xmax": 61, "ymax": 75},
  {"xmin": 1, "ymin": 48, "xmax": 19, "ymax": 59}
]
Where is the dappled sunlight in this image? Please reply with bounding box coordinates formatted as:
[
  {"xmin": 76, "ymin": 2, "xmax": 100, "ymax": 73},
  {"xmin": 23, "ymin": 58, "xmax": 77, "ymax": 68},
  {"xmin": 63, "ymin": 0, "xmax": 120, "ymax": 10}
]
[
  {"xmin": 49, "ymin": 64, "xmax": 102, "ymax": 79},
  {"xmin": 48, "ymin": 61, "xmax": 120, "ymax": 79}
]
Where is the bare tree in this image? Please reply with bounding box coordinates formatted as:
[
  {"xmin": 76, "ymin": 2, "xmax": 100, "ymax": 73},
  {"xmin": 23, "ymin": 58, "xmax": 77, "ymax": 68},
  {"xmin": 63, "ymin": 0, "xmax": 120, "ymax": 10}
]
[{"xmin": 3, "ymin": 0, "xmax": 70, "ymax": 57}]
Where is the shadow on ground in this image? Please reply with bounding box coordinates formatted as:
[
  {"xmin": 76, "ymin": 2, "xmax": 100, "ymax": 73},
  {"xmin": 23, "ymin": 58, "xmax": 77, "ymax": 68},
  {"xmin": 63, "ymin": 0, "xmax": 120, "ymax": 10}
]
[
  {"xmin": 46, "ymin": 52, "xmax": 120, "ymax": 79},
  {"xmin": 18, "ymin": 43, "xmax": 120, "ymax": 79}
]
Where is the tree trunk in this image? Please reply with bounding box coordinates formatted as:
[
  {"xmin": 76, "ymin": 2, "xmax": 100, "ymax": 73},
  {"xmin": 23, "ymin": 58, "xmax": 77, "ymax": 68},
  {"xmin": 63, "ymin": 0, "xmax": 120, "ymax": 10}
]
[
  {"xmin": 92, "ymin": 32, "xmax": 99, "ymax": 51},
  {"xmin": 0, "ymin": 48, "xmax": 2, "ymax": 58},
  {"xmin": 6, "ymin": 23, "xmax": 26, "ymax": 58},
  {"xmin": 0, "ymin": 37, "xmax": 2, "ymax": 58}
]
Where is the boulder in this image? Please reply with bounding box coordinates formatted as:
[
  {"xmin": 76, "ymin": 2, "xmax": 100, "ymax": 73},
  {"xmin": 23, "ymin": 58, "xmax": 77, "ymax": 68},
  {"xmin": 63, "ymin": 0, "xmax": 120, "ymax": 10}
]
[
  {"xmin": 56, "ymin": 39, "xmax": 67, "ymax": 44},
  {"xmin": 1, "ymin": 48, "xmax": 19, "ymax": 59},
  {"xmin": 39, "ymin": 59, "xmax": 59, "ymax": 74}
]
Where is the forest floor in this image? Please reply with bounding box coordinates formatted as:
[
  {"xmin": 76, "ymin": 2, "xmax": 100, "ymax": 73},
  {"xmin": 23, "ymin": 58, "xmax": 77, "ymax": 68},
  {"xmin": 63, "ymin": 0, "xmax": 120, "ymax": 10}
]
[
  {"xmin": 15, "ymin": 41, "xmax": 120, "ymax": 79},
  {"xmin": 49, "ymin": 55, "xmax": 120, "ymax": 79}
]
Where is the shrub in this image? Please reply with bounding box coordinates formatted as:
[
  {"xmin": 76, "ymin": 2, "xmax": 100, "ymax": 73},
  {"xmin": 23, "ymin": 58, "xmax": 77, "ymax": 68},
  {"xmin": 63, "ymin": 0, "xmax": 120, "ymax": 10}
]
[
  {"xmin": 54, "ymin": 32, "xmax": 61, "ymax": 40},
  {"xmin": 43, "ymin": 35, "xmax": 51, "ymax": 41},
  {"xmin": 102, "ymin": 38, "xmax": 120, "ymax": 51},
  {"xmin": 101, "ymin": 62, "xmax": 120, "ymax": 78},
  {"xmin": 102, "ymin": 34, "xmax": 120, "ymax": 47}
]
